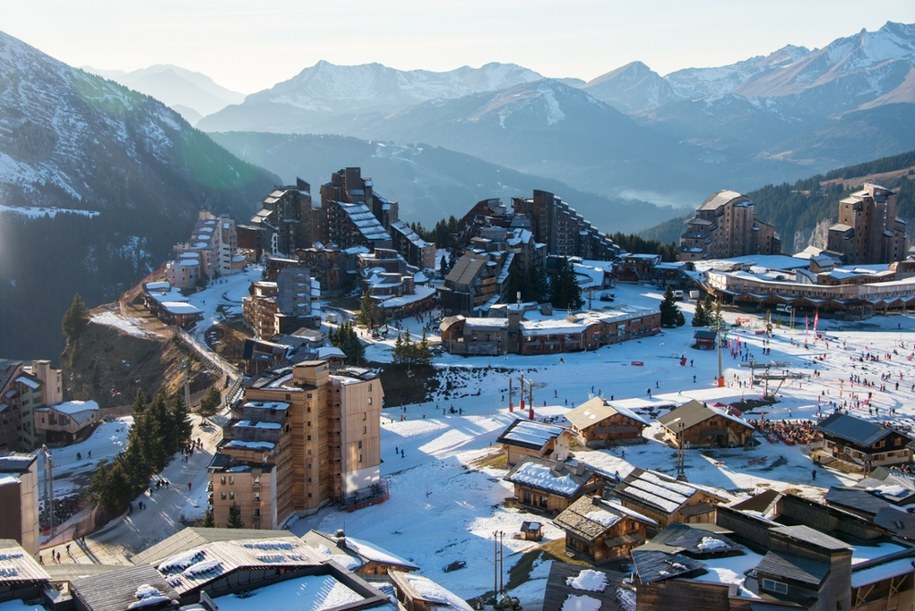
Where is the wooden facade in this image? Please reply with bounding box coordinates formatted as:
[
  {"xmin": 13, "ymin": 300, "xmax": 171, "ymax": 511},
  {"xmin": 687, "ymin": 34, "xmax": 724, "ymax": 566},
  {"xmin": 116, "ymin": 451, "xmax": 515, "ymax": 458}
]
[
  {"xmin": 565, "ymin": 397, "xmax": 648, "ymax": 448},
  {"xmin": 505, "ymin": 457, "xmax": 606, "ymax": 515},
  {"xmin": 658, "ymin": 400, "xmax": 754, "ymax": 449},
  {"xmin": 555, "ymin": 495, "xmax": 656, "ymax": 563},
  {"xmin": 614, "ymin": 468, "xmax": 728, "ymax": 529},
  {"xmin": 816, "ymin": 412, "xmax": 911, "ymax": 469},
  {"xmin": 496, "ymin": 418, "xmax": 572, "ymax": 467}
]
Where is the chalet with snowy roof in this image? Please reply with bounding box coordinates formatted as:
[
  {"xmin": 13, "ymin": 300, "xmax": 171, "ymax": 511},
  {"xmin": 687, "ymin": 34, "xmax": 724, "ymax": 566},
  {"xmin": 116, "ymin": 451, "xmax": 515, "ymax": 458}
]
[
  {"xmin": 300, "ymin": 529, "xmax": 419, "ymax": 575},
  {"xmin": 565, "ymin": 397, "xmax": 649, "ymax": 448},
  {"xmin": 816, "ymin": 412, "xmax": 911, "ymax": 469},
  {"xmin": 496, "ymin": 418, "xmax": 573, "ymax": 466},
  {"xmin": 613, "ymin": 468, "xmax": 728, "ymax": 528},
  {"xmin": 554, "ymin": 495, "xmax": 657, "ymax": 562},
  {"xmin": 33, "ymin": 400, "xmax": 100, "ymax": 445},
  {"xmin": 504, "ymin": 457, "xmax": 607, "ymax": 515},
  {"xmin": 658, "ymin": 400, "xmax": 755, "ymax": 449},
  {"xmin": 388, "ymin": 570, "xmax": 474, "ymax": 611}
]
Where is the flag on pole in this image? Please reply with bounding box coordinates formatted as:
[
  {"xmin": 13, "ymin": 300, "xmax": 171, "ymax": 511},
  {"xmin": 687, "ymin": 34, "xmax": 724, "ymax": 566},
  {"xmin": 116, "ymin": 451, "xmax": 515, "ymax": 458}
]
[{"xmin": 813, "ymin": 310, "xmax": 819, "ymax": 332}]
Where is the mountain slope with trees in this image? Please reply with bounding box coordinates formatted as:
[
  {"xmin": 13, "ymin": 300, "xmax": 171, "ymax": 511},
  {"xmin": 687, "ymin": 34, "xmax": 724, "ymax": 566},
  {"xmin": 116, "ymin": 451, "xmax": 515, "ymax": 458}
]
[
  {"xmin": 0, "ymin": 32, "xmax": 280, "ymax": 360},
  {"xmin": 639, "ymin": 149, "xmax": 915, "ymax": 252}
]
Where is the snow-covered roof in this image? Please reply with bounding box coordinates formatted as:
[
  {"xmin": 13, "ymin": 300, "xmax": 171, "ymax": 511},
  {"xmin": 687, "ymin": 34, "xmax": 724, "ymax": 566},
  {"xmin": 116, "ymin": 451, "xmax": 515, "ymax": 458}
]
[
  {"xmin": 565, "ymin": 397, "xmax": 650, "ymax": 430},
  {"xmin": 160, "ymin": 301, "xmax": 202, "ymax": 315},
  {"xmin": 51, "ymin": 400, "xmax": 99, "ymax": 416},
  {"xmin": 497, "ymin": 418, "xmax": 567, "ymax": 450},
  {"xmin": 344, "ymin": 536, "xmax": 419, "ymax": 570},
  {"xmin": 505, "ymin": 457, "xmax": 592, "ymax": 497},
  {"xmin": 242, "ymin": 400, "xmax": 290, "ymax": 411},
  {"xmin": 617, "ymin": 469, "xmax": 700, "ymax": 514}
]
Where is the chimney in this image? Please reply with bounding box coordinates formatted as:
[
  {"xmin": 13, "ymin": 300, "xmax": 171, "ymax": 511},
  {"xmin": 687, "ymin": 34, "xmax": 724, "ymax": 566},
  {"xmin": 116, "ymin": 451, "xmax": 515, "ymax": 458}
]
[{"xmin": 335, "ymin": 528, "xmax": 346, "ymax": 548}]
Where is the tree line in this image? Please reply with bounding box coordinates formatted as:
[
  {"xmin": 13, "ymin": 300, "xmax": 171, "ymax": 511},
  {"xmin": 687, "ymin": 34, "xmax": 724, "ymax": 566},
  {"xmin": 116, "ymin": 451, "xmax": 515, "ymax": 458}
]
[{"xmin": 88, "ymin": 389, "xmax": 193, "ymax": 517}]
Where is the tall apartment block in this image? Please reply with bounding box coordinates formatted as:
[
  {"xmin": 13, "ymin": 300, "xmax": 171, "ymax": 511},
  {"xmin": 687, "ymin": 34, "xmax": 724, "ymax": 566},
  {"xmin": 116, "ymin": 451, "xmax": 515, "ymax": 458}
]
[
  {"xmin": 827, "ymin": 183, "xmax": 907, "ymax": 265},
  {"xmin": 678, "ymin": 190, "xmax": 780, "ymax": 261},
  {"xmin": 511, "ymin": 190, "xmax": 619, "ymax": 261},
  {"xmin": 208, "ymin": 361, "xmax": 383, "ymax": 529},
  {"xmin": 0, "ymin": 360, "xmax": 62, "ymax": 451},
  {"xmin": 168, "ymin": 211, "xmax": 245, "ymax": 288},
  {"xmin": 237, "ymin": 179, "xmax": 317, "ymax": 259},
  {"xmin": 0, "ymin": 453, "xmax": 39, "ymax": 555},
  {"xmin": 320, "ymin": 168, "xmax": 435, "ymax": 268}
]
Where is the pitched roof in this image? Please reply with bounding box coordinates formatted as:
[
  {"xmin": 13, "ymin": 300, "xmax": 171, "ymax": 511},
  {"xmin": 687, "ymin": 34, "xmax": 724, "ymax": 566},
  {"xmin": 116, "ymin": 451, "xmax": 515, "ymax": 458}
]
[
  {"xmin": 504, "ymin": 457, "xmax": 594, "ymax": 498},
  {"xmin": 496, "ymin": 418, "xmax": 567, "ymax": 451},
  {"xmin": 130, "ymin": 526, "xmax": 301, "ymax": 566},
  {"xmin": 825, "ymin": 487, "xmax": 894, "ymax": 517},
  {"xmin": 755, "ymin": 550, "xmax": 829, "ymax": 586},
  {"xmin": 816, "ymin": 412, "xmax": 900, "ymax": 447},
  {"xmin": 769, "ymin": 525, "xmax": 852, "ymax": 552},
  {"xmin": 631, "ymin": 549, "xmax": 706, "ymax": 584},
  {"xmin": 658, "ymin": 399, "xmax": 753, "ymax": 432},
  {"xmin": 614, "ymin": 469, "xmax": 701, "ymax": 515},
  {"xmin": 648, "ymin": 522, "xmax": 741, "ymax": 558},
  {"xmin": 873, "ymin": 507, "xmax": 915, "ymax": 540},
  {"xmin": 554, "ymin": 496, "xmax": 657, "ymax": 541},
  {"xmin": 565, "ymin": 397, "xmax": 649, "ymax": 430},
  {"xmin": 543, "ymin": 562, "xmax": 627, "ymax": 611},
  {"xmin": 70, "ymin": 564, "xmax": 180, "ymax": 611},
  {"xmin": 0, "ymin": 539, "xmax": 50, "ymax": 584}
]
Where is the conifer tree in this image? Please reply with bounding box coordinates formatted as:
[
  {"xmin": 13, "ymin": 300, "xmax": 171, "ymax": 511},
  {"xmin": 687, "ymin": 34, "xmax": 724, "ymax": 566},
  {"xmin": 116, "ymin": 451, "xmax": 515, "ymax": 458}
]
[
  {"xmin": 169, "ymin": 392, "xmax": 193, "ymax": 453},
  {"xmin": 660, "ymin": 286, "xmax": 683, "ymax": 328},
  {"xmin": 227, "ymin": 503, "xmax": 244, "ymax": 528},
  {"xmin": 693, "ymin": 298, "xmax": 707, "ymax": 327},
  {"xmin": 199, "ymin": 387, "xmax": 221, "ymax": 416},
  {"xmin": 61, "ymin": 292, "xmax": 88, "ymax": 344}
]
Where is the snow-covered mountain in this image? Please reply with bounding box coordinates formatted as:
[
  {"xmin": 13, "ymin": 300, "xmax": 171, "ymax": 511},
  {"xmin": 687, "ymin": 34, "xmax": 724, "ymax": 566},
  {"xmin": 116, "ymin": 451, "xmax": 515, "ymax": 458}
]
[
  {"xmin": 582, "ymin": 61, "xmax": 680, "ymax": 112},
  {"xmin": 85, "ymin": 64, "xmax": 246, "ymax": 124},
  {"xmin": 198, "ymin": 60, "xmax": 543, "ymax": 132},
  {"xmin": 0, "ymin": 31, "xmax": 277, "ymax": 360}
]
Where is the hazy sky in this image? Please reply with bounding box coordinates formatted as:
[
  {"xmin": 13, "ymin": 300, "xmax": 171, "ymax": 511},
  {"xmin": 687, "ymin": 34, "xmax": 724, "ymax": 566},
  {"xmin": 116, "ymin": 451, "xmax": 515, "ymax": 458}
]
[{"xmin": 6, "ymin": 1, "xmax": 915, "ymax": 93}]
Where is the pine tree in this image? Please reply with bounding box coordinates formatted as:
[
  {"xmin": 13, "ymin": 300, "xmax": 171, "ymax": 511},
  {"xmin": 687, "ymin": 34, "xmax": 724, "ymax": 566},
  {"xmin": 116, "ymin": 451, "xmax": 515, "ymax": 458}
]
[
  {"xmin": 132, "ymin": 388, "xmax": 148, "ymax": 414},
  {"xmin": 416, "ymin": 329, "xmax": 431, "ymax": 365},
  {"xmin": 61, "ymin": 292, "xmax": 88, "ymax": 344},
  {"xmin": 549, "ymin": 259, "xmax": 583, "ymax": 310},
  {"xmin": 201, "ymin": 506, "xmax": 215, "ymax": 527},
  {"xmin": 358, "ymin": 292, "xmax": 379, "ymax": 329},
  {"xmin": 660, "ymin": 286, "xmax": 682, "ymax": 328},
  {"xmin": 169, "ymin": 392, "xmax": 194, "ymax": 453},
  {"xmin": 393, "ymin": 333, "xmax": 404, "ymax": 364},
  {"xmin": 199, "ymin": 387, "xmax": 221, "ymax": 416},
  {"xmin": 227, "ymin": 503, "xmax": 244, "ymax": 528},
  {"xmin": 692, "ymin": 298, "xmax": 707, "ymax": 327}
]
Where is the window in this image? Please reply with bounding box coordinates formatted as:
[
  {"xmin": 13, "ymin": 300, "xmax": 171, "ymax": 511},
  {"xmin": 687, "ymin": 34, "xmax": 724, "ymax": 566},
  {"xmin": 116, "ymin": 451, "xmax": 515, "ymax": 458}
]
[
  {"xmin": 220, "ymin": 492, "xmax": 227, "ymax": 500},
  {"xmin": 363, "ymin": 426, "xmax": 367, "ymax": 435},
  {"xmin": 228, "ymin": 476, "xmax": 234, "ymax": 485},
  {"xmin": 220, "ymin": 476, "xmax": 226, "ymax": 485},
  {"xmin": 362, "ymin": 412, "xmax": 367, "ymax": 421},
  {"xmin": 357, "ymin": 440, "xmax": 363, "ymax": 449},
  {"xmin": 228, "ymin": 491, "xmax": 235, "ymax": 500},
  {"xmin": 761, "ymin": 578, "xmax": 788, "ymax": 595}
]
